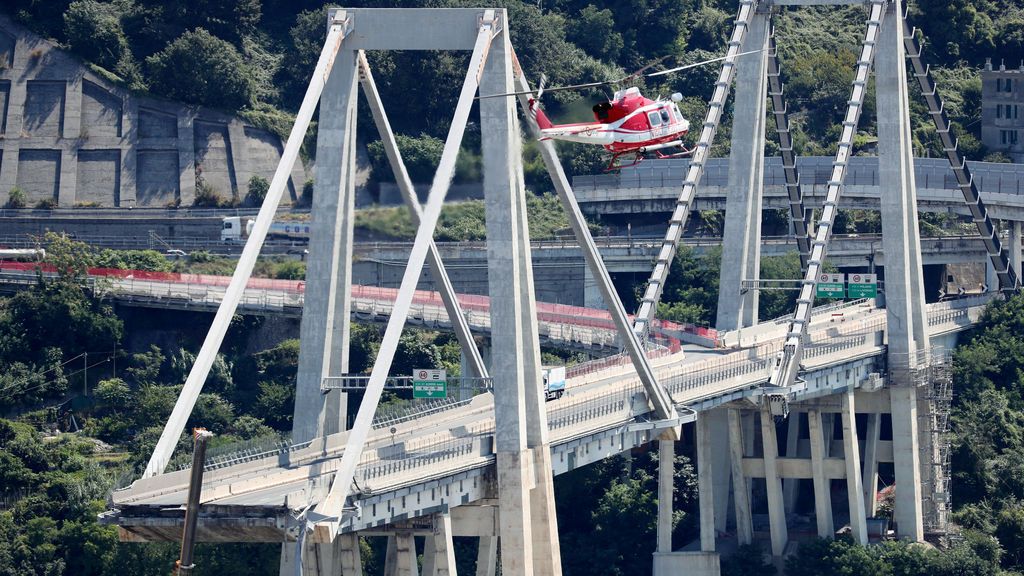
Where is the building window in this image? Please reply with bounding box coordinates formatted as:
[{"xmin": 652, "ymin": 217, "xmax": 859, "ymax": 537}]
[
  {"xmin": 1002, "ymin": 130, "xmax": 1019, "ymax": 145},
  {"xmin": 1006, "ymin": 78, "xmax": 1015, "ymax": 93},
  {"xmin": 998, "ymin": 78, "xmax": 1004, "ymax": 92},
  {"xmin": 998, "ymin": 105, "xmax": 1003, "ymax": 119}
]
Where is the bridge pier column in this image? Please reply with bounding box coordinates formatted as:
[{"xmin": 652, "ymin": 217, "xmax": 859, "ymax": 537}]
[
  {"xmin": 292, "ymin": 44, "xmax": 359, "ymax": 443},
  {"xmin": 706, "ymin": 410, "xmax": 731, "ymax": 533},
  {"xmin": 696, "ymin": 414, "xmax": 717, "ymax": 552},
  {"xmin": 339, "ymin": 533, "xmax": 363, "ymax": 576},
  {"xmin": 657, "ymin": 437, "xmax": 675, "ymax": 553},
  {"xmin": 783, "ymin": 412, "xmax": 801, "ymax": 514},
  {"xmin": 279, "ymin": 539, "xmax": 341, "ymax": 576},
  {"xmin": 727, "ymin": 409, "xmax": 753, "ymax": 545},
  {"xmin": 862, "ymin": 412, "xmax": 881, "ymax": 518},
  {"xmin": 1011, "ymin": 221, "xmax": 1022, "ymax": 279},
  {"xmin": 807, "ymin": 409, "xmax": 834, "ymax": 539},
  {"xmin": 842, "ymin": 390, "xmax": 868, "ymax": 544},
  {"xmin": 716, "ymin": 9, "xmax": 770, "ymax": 331},
  {"xmin": 476, "ymin": 537, "xmax": 498, "ymax": 576},
  {"xmin": 877, "ymin": 0, "xmax": 929, "ymax": 542},
  {"xmin": 760, "ymin": 403, "xmax": 788, "ymax": 557},
  {"xmin": 395, "ymin": 532, "xmax": 420, "ymax": 576},
  {"xmin": 421, "ymin": 513, "xmax": 456, "ymax": 576},
  {"xmin": 483, "ymin": 21, "xmax": 559, "ymax": 576},
  {"xmin": 582, "ymin": 265, "xmax": 604, "ymax": 309}
]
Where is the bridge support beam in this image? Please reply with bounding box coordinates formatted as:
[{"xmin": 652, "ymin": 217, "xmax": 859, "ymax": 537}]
[
  {"xmin": 842, "ymin": 390, "xmax": 868, "ymax": 544},
  {"xmin": 728, "ymin": 409, "xmax": 753, "ymax": 545},
  {"xmin": 760, "ymin": 403, "xmax": 788, "ymax": 557},
  {"xmin": 476, "ymin": 537, "xmax": 498, "ymax": 576},
  {"xmin": 877, "ymin": 0, "xmax": 929, "ymax": 542},
  {"xmin": 807, "ymin": 409, "xmax": 834, "ymax": 539},
  {"xmin": 716, "ymin": 9, "xmax": 770, "ymax": 331},
  {"xmin": 421, "ymin": 513, "xmax": 457, "ymax": 576}
]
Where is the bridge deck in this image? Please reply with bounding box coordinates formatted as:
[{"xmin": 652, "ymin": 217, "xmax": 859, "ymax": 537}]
[{"xmin": 102, "ymin": 295, "xmax": 990, "ymax": 543}]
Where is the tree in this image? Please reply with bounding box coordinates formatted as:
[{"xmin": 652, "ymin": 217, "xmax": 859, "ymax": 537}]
[
  {"xmin": 63, "ymin": 0, "xmax": 134, "ymax": 74},
  {"xmin": 145, "ymin": 28, "xmax": 255, "ymax": 110},
  {"xmin": 566, "ymin": 6, "xmax": 623, "ymax": 61},
  {"xmin": 246, "ymin": 175, "xmax": 269, "ymax": 206}
]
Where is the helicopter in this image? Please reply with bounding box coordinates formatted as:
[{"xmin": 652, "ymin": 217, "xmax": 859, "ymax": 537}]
[{"xmin": 481, "ymin": 50, "xmax": 762, "ymax": 170}]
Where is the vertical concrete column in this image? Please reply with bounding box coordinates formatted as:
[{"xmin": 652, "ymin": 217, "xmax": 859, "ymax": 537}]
[
  {"xmin": 841, "ymin": 390, "xmax": 868, "ymax": 544},
  {"xmin": 339, "ymin": 533, "xmax": 363, "ymax": 576},
  {"xmin": 716, "ymin": 9, "xmax": 770, "ymax": 330},
  {"xmin": 877, "ymin": 2, "xmax": 928, "ymax": 541},
  {"xmin": 384, "ymin": 536, "xmax": 398, "ymax": 576},
  {"xmin": 890, "ymin": 384, "xmax": 924, "ymax": 540},
  {"xmin": 1011, "ymin": 221, "xmax": 1022, "ymax": 279},
  {"xmin": 481, "ymin": 19, "xmax": 538, "ymax": 576},
  {"xmin": 476, "ymin": 537, "xmax": 498, "ymax": 576},
  {"xmin": 177, "ymin": 109, "xmax": 196, "ymax": 205},
  {"xmin": 428, "ymin": 513, "xmax": 458, "ymax": 576},
  {"xmin": 760, "ymin": 403, "xmax": 788, "ymax": 556},
  {"xmin": 783, "ymin": 412, "xmax": 801, "ymax": 514},
  {"xmin": 807, "ymin": 409, "xmax": 834, "ymax": 539},
  {"xmin": 292, "ymin": 48, "xmax": 359, "ymax": 443},
  {"xmin": 696, "ymin": 414, "xmax": 716, "ymax": 552},
  {"xmin": 862, "ymin": 412, "xmax": 881, "ymax": 518},
  {"xmin": 727, "ymin": 409, "xmax": 753, "ymax": 545},
  {"xmin": 657, "ymin": 438, "xmax": 675, "ymax": 553},
  {"xmin": 707, "ymin": 409, "xmax": 731, "ymax": 532},
  {"xmin": 395, "ymin": 533, "xmax": 420, "ymax": 576},
  {"xmin": 279, "ymin": 537, "xmax": 337, "ymax": 576},
  {"xmin": 877, "ymin": 0, "xmax": 930, "ymax": 365}
]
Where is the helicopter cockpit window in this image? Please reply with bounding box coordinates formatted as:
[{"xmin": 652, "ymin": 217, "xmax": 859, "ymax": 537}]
[
  {"xmin": 648, "ymin": 111, "xmax": 662, "ymax": 126},
  {"xmin": 672, "ymin": 105, "xmax": 684, "ymax": 122},
  {"xmin": 593, "ymin": 102, "xmax": 612, "ymax": 121},
  {"xmin": 660, "ymin": 108, "xmax": 671, "ymax": 123}
]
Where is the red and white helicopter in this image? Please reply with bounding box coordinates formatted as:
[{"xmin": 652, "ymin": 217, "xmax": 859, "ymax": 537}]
[{"xmin": 482, "ymin": 51, "xmax": 761, "ymax": 170}]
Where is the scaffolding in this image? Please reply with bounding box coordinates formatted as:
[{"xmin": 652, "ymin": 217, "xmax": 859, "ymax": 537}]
[{"xmin": 908, "ymin": 348, "xmax": 953, "ymax": 536}]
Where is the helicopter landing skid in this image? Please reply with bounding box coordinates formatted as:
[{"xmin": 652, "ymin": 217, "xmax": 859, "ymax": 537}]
[{"xmin": 603, "ymin": 145, "xmax": 693, "ymax": 172}]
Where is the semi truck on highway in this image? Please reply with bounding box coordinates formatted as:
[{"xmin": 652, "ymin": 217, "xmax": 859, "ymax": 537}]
[
  {"xmin": 221, "ymin": 217, "xmax": 311, "ymax": 242},
  {"xmin": 543, "ymin": 366, "xmax": 566, "ymax": 401}
]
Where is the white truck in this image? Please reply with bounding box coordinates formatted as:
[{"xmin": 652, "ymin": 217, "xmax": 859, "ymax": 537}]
[
  {"xmin": 543, "ymin": 366, "xmax": 566, "ymax": 401},
  {"xmin": 221, "ymin": 217, "xmax": 311, "ymax": 242}
]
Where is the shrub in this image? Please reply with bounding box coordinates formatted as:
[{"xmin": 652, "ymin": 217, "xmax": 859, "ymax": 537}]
[
  {"xmin": 246, "ymin": 175, "xmax": 270, "ymax": 206},
  {"xmin": 193, "ymin": 179, "xmax": 222, "ymax": 208},
  {"xmin": 6, "ymin": 187, "xmax": 27, "ymax": 209},
  {"xmin": 35, "ymin": 198, "xmax": 58, "ymax": 210}
]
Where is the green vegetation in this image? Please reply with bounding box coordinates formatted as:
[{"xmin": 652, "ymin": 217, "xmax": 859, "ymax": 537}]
[
  {"xmin": 246, "ymin": 175, "xmax": 270, "ymax": 206},
  {"xmin": 5, "ymin": 187, "xmax": 27, "ymax": 209}
]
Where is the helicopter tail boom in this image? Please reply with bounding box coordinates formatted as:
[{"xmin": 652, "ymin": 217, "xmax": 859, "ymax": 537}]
[{"xmin": 528, "ymin": 98, "xmax": 554, "ymax": 130}]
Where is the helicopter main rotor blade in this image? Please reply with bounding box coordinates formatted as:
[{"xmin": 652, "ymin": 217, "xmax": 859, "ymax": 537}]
[
  {"xmin": 476, "ymin": 49, "xmax": 764, "ymax": 100},
  {"xmin": 646, "ymin": 48, "xmax": 765, "ymax": 77}
]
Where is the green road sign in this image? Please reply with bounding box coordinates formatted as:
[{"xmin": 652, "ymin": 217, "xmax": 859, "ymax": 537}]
[
  {"xmin": 848, "ymin": 273, "xmax": 878, "ymax": 298},
  {"xmin": 413, "ymin": 368, "xmax": 447, "ymax": 399},
  {"xmin": 816, "ymin": 273, "xmax": 846, "ymax": 299}
]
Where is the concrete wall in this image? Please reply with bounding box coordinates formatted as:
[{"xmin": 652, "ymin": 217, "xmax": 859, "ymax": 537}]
[{"xmin": 0, "ymin": 14, "xmax": 306, "ymax": 207}]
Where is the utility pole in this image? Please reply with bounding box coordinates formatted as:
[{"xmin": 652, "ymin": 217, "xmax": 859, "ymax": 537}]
[
  {"xmin": 174, "ymin": 429, "xmax": 213, "ymax": 575},
  {"xmin": 83, "ymin": 352, "xmax": 88, "ymax": 396}
]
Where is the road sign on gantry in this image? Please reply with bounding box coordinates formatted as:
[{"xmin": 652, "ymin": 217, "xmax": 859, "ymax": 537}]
[
  {"xmin": 848, "ymin": 273, "xmax": 878, "ymax": 298},
  {"xmin": 413, "ymin": 368, "xmax": 447, "ymax": 399},
  {"xmin": 816, "ymin": 273, "xmax": 846, "ymax": 299}
]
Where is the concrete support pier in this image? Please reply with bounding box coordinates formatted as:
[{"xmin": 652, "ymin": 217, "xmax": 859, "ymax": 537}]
[
  {"xmin": 657, "ymin": 438, "xmax": 675, "ymax": 553},
  {"xmin": 842, "ymin": 391, "xmax": 868, "ymax": 544},
  {"xmin": 760, "ymin": 404, "xmax": 788, "ymax": 556},
  {"xmin": 876, "ymin": 0, "xmax": 929, "ymax": 542},
  {"xmin": 807, "ymin": 409, "xmax": 834, "ymax": 538},
  {"xmin": 716, "ymin": 9, "xmax": 770, "ymax": 330}
]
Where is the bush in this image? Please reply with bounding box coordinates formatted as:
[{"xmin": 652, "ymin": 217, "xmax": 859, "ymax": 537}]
[
  {"xmin": 5, "ymin": 187, "xmax": 27, "ymax": 209},
  {"xmin": 193, "ymin": 179, "xmax": 222, "ymax": 208},
  {"xmin": 145, "ymin": 28, "xmax": 255, "ymax": 110},
  {"xmin": 63, "ymin": 0, "xmax": 131, "ymax": 71},
  {"xmin": 35, "ymin": 198, "xmax": 58, "ymax": 210},
  {"xmin": 246, "ymin": 175, "xmax": 269, "ymax": 206}
]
